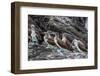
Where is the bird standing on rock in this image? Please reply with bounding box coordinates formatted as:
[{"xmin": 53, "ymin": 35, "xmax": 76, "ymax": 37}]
[
  {"xmin": 54, "ymin": 32, "xmax": 73, "ymax": 56},
  {"xmin": 54, "ymin": 33, "xmax": 73, "ymax": 51},
  {"xmin": 43, "ymin": 31, "xmax": 58, "ymax": 57},
  {"xmin": 62, "ymin": 33, "xmax": 73, "ymax": 51},
  {"xmin": 71, "ymin": 39, "xmax": 87, "ymax": 53},
  {"xmin": 44, "ymin": 31, "xmax": 56, "ymax": 47}
]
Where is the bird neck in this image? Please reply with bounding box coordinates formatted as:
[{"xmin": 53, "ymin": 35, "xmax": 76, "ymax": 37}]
[
  {"xmin": 62, "ymin": 36, "xmax": 66, "ymax": 39},
  {"xmin": 48, "ymin": 34, "xmax": 51, "ymax": 38},
  {"xmin": 75, "ymin": 40, "xmax": 82, "ymax": 52},
  {"xmin": 55, "ymin": 34, "xmax": 59, "ymax": 38},
  {"xmin": 62, "ymin": 36, "xmax": 67, "ymax": 42}
]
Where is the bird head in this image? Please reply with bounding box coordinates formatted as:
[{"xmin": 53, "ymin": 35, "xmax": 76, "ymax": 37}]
[
  {"xmin": 62, "ymin": 33, "xmax": 67, "ymax": 37},
  {"xmin": 44, "ymin": 31, "xmax": 53, "ymax": 38},
  {"xmin": 73, "ymin": 39, "xmax": 77, "ymax": 42},
  {"xmin": 47, "ymin": 30, "xmax": 52, "ymax": 34},
  {"xmin": 44, "ymin": 31, "xmax": 49, "ymax": 37}
]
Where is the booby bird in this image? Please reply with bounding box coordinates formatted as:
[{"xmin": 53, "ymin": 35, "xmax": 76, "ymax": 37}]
[
  {"xmin": 43, "ymin": 31, "xmax": 62, "ymax": 56},
  {"xmin": 54, "ymin": 32, "xmax": 73, "ymax": 56},
  {"xmin": 62, "ymin": 33, "xmax": 73, "ymax": 51},
  {"xmin": 44, "ymin": 31, "xmax": 64, "ymax": 56},
  {"xmin": 44, "ymin": 31, "xmax": 56, "ymax": 47},
  {"xmin": 71, "ymin": 39, "xmax": 87, "ymax": 53},
  {"xmin": 54, "ymin": 32, "xmax": 71, "ymax": 50}
]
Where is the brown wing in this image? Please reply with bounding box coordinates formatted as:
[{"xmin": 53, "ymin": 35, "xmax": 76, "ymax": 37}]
[
  {"xmin": 62, "ymin": 37, "xmax": 73, "ymax": 50},
  {"xmin": 47, "ymin": 38, "xmax": 56, "ymax": 45},
  {"xmin": 78, "ymin": 42, "xmax": 87, "ymax": 52},
  {"xmin": 66, "ymin": 39, "xmax": 73, "ymax": 50},
  {"xmin": 57, "ymin": 38, "xmax": 68, "ymax": 49}
]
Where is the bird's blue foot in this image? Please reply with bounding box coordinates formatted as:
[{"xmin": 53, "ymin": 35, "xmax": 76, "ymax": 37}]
[{"xmin": 57, "ymin": 48, "xmax": 64, "ymax": 56}]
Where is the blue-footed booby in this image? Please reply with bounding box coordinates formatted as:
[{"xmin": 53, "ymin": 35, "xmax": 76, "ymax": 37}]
[
  {"xmin": 72, "ymin": 39, "xmax": 87, "ymax": 53},
  {"xmin": 54, "ymin": 32, "xmax": 73, "ymax": 56},
  {"xmin": 54, "ymin": 33, "xmax": 72, "ymax": 50},
  {"xmin": 44, "ymin": 31, "xmax": 56, "ymax": 47},
  {"xmin": 62, "ymin": 33, "xmax": 73, "ymax": 51}
]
